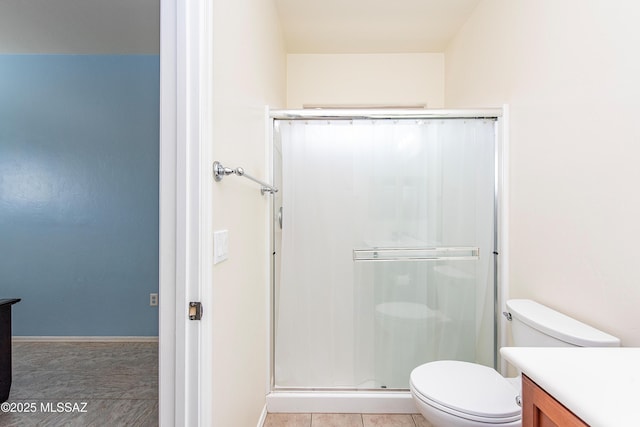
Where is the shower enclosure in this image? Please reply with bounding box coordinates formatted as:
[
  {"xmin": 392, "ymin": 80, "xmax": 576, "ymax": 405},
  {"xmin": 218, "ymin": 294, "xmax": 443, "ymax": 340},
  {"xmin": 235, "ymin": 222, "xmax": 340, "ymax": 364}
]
[{"xmin": 270, "ymin": 110, "xmax": 501, "ymax": 397}]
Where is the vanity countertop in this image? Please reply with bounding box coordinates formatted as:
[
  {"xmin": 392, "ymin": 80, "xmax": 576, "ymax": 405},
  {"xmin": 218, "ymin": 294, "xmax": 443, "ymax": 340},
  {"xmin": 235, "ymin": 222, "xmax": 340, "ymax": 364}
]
[{"xmin": 500, "ymin": 347, "xmax": 640, "ymax": 427}]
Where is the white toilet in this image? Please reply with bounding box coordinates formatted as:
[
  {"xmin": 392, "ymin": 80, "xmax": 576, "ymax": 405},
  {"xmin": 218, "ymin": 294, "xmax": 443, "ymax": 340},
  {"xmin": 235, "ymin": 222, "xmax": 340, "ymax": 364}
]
[{"xmin": 409, "ymin": 299, "xmax": 620, "ymax": 427}]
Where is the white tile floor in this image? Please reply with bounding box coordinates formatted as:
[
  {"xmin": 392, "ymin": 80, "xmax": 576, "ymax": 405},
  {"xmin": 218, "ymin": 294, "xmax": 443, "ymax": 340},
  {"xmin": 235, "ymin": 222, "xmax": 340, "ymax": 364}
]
[{"xmin": 263, "ymin": 413, "xmax": 433, "ymax": 427}]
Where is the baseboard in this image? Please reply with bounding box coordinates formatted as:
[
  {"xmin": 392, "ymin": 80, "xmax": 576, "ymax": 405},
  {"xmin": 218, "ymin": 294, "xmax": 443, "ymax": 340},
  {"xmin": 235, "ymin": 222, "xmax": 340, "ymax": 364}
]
[
  {"xmin": 266, "ymin": 391, "xmax": 417, "ymax": 414},
  {"xmin": 257, "ymin": 404, "xmax": 268, "ymax": 427},
  {"xmin": 12, "ymin": 336, "xmax": 159, "ymax": 343}
]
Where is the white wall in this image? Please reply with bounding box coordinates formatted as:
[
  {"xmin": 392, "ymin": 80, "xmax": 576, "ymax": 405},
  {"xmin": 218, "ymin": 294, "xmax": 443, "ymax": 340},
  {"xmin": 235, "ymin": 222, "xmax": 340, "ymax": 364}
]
[
  {"xmin": 287, "ymin": 53, "xmax": 444, "ymax": 108},
  {"xmin": 211, "ymin": 0, "xmax": 286, "ymax": 425},
  {"xmin": 446, "ymin": 0, "xmax": 640, "ymax": 346}
]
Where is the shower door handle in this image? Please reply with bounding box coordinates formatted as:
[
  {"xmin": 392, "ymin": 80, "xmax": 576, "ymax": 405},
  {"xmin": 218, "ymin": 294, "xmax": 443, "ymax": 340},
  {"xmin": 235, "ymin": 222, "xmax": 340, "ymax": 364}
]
[
  {"xmin": 278, "ymin": 206, "xmax": 283, "ymax": 229},
  {"xmin": 352, "ymin": 247, "xmax": 479, "ymax": 261}
]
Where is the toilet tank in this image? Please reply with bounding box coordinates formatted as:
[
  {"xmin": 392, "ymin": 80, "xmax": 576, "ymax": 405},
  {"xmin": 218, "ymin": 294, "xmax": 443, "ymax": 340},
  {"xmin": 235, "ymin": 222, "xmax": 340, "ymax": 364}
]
[{"xmin": 506, "ymin": 299, "xmax": 620, "ymax": 347}]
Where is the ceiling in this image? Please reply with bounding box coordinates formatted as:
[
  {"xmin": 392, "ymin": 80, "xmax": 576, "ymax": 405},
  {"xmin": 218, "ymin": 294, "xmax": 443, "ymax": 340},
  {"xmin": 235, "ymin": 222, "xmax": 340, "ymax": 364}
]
[
  {"xmin": 274, "ymin": 0, "xmax": 482, "ymax": 54},
  {"xmin": 0, "ymin": 0, "xmax": 480, "ymax": 55},
  {"xmin": 0, "ymin": 0, "xmax": 159, "ymax": 54}
]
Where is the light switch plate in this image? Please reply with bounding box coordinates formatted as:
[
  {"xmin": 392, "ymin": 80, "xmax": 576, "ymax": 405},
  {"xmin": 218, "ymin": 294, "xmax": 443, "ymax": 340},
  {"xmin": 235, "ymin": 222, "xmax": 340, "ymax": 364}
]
[{"xmin": 213, "ymin": 230, "xmax": 229, "ymax": 264}]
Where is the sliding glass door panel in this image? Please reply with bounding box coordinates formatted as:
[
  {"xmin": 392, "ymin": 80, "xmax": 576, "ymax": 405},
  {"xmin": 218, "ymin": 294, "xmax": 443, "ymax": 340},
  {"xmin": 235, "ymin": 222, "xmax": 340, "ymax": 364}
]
[{"xmin": 273, "ymin": 118, "xmax": 496, "ymax": 389}]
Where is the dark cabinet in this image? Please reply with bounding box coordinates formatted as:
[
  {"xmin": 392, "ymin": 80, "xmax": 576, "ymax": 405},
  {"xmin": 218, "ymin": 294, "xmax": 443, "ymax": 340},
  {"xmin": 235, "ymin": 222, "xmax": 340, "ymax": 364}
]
[{"xmin": 0, "ymin": 298, "xmax": 21, "ymax": 402}]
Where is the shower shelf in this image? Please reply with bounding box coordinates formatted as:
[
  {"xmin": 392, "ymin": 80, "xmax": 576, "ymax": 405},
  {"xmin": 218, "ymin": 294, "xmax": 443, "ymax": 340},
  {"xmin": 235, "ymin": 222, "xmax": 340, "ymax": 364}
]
[{"xmin": 352, "ymin": 247, "xmax": 479, "ymax": 262}]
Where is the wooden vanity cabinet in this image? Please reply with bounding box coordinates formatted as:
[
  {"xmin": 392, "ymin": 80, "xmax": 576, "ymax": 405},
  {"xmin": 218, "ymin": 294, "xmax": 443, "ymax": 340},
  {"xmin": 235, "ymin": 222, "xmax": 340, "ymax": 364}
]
[{"xmin": 521, "ymin": 374, "xmax": 588, "ymax": 427}]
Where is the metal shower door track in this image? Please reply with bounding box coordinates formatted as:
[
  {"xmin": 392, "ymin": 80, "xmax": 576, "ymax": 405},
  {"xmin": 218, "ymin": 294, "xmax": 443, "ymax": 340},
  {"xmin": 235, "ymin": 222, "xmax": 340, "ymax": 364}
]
[{"xmin": 269, "ymin": 108, "xmax": 502, "ymax": 120}]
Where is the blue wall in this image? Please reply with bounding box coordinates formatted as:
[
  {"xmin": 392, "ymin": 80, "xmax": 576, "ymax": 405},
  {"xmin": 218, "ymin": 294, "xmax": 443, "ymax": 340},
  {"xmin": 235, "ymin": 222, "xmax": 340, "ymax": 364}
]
[{"xmin": 0, "ymin": 55, "xmax": 159, "ymax": 336}]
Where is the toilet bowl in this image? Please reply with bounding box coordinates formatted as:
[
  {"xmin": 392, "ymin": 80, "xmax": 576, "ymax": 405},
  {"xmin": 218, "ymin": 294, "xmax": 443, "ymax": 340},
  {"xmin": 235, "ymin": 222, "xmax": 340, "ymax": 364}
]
[
  {"xmin": 410, "ymin": 361, "xmax": 521, "ymax": 427},
  {"xmin": 409, "ymin": 299, "xmax": 620, "ymax": 427}
]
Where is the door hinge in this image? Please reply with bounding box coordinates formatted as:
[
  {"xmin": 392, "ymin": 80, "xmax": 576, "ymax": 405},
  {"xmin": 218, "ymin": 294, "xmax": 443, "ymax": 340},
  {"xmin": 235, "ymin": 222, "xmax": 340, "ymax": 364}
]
[{"xmin": 189, "ymin": 301, "xmax": 203, "ymax": 320}]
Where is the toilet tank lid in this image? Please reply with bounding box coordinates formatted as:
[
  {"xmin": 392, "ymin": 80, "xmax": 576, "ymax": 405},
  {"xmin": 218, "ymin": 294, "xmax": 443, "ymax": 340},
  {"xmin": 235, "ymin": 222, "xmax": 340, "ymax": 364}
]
[{"xmin": 506, "ymin": 299, "xmax": 620, "ymax": 347}]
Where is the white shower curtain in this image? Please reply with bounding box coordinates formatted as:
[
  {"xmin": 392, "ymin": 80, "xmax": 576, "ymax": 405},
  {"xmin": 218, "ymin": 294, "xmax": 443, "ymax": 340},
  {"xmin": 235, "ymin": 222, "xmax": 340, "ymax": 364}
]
[{"xmin": 274, "ymin": 118, "xmax": 495, "ymax": 389}]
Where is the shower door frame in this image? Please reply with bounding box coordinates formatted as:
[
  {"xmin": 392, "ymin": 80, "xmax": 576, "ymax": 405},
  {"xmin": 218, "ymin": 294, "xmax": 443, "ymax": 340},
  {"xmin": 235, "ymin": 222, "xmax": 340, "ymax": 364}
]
[{"xmin": 266, "ymin": 107, "xmax": 509, "ymax": 411}]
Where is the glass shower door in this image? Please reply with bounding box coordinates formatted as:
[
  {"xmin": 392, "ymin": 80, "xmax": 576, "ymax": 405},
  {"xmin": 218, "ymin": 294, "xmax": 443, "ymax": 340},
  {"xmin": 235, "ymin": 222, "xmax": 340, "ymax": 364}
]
[{"xmin": 273, "ymin": 118, "xmax": 496, "ymax": 390}]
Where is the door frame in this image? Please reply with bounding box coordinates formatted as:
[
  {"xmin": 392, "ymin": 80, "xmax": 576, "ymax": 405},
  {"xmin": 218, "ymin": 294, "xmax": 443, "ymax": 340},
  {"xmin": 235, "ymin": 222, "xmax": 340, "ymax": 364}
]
[{"xmin": 159, "ymin": 0, "xmax": 213, "ymax": 425}]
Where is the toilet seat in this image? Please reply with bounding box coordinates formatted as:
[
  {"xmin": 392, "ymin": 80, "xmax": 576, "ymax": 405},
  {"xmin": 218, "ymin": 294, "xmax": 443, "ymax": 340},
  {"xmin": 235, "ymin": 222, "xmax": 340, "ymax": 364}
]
[{"xmin": 410, "ymin": 361, "xmax": 521, "ymax": 423}]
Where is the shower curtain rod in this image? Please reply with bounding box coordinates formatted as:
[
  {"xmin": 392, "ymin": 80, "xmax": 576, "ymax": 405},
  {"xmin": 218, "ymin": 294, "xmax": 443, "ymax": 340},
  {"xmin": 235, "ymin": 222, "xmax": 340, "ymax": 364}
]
[
  {"xmin": 269, "ymin": 108, "xmax": 502, "ymax": 120},
  {"xmin": 213, "ymin": 161, "xmax": 278, "ymax": 195}
]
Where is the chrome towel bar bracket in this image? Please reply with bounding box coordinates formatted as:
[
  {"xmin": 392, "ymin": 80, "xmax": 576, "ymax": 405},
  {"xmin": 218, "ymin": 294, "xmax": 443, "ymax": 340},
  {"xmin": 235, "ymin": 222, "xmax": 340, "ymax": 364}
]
[{"xmin": 213, "ymin": 161, "xmax": 279, "ymax": 195}]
